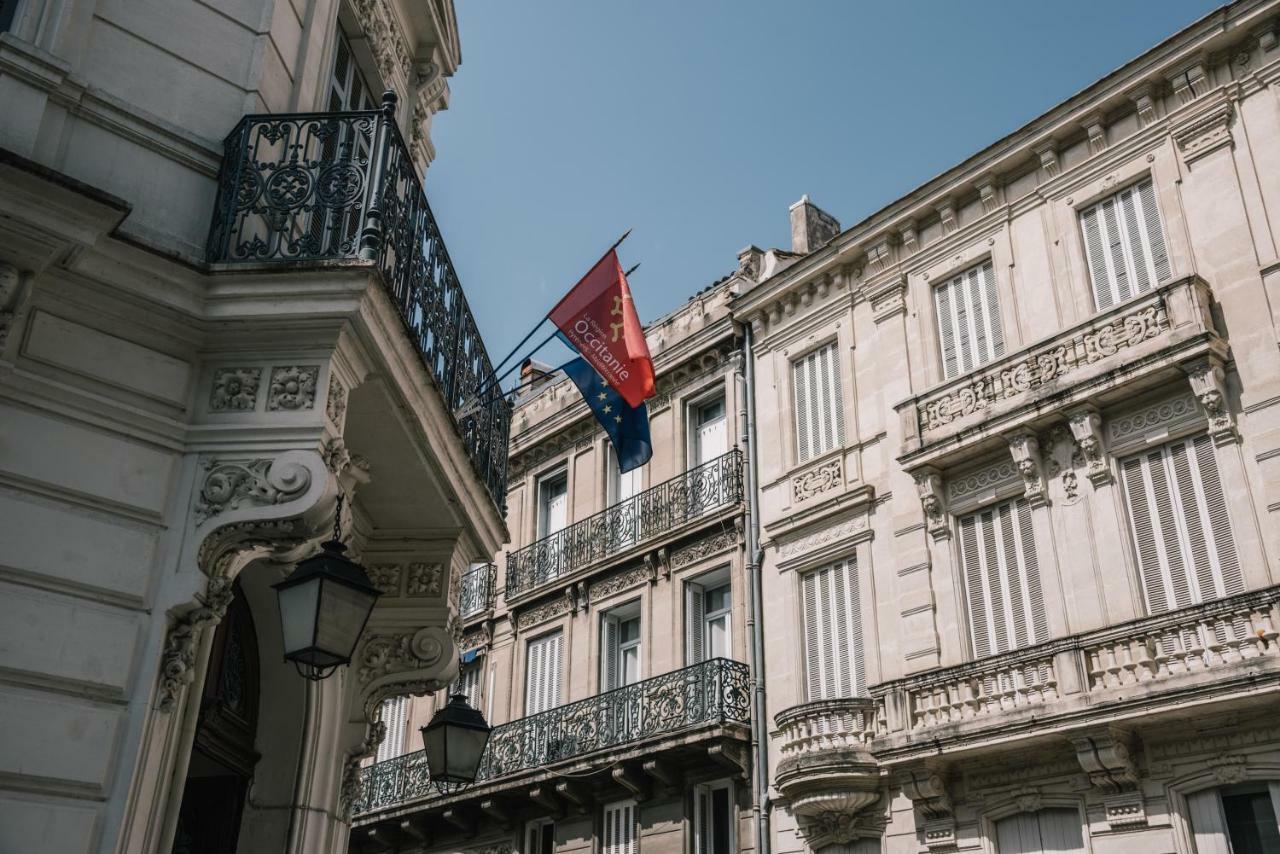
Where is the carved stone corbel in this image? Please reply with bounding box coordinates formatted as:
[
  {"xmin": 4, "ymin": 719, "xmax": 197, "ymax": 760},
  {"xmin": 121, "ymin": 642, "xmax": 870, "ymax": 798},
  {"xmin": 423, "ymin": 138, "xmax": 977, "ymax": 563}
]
[
  {"xmin": 1183, "ymin": 357, "xmax": 1236, "ymax": 444},
  {"xmin": 1069, "ymin": 727, "xmax": 1146, "ymax": 828},
  {"xmin": 913, "ymin": 467, "xmax": 949, "ymax": 539},
  {"xmin": 899, "ymin": 765, "xmax": 956, "ymax": 852},
  {"xmin": 1066, "ymin": 406, "xmax": 1111, "ymax": 486},
  {"xmin": 1006, "ymin": 431, "xmax": 1048, "ymax": 507}
]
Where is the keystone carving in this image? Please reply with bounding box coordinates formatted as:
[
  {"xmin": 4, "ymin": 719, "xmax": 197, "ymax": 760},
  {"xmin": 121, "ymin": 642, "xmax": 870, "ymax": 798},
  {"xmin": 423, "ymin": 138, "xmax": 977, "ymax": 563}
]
[
  {"xmin": 194, "ymin": 457, "xmax": 312, "ymax": 525},
  {"xmin": 156, "ymin": 577, "xmax": 236, "ymax": 711},
  {"xmin": 1066, "ymin": 406, "xmax": 1111, "ymax": 486},
  {"xmin": 1183, "ymin": 357, "xmax": 1235, "ymax": 444},
  {"xmin": 1006, "ymin": 431, "xmax": 1048, "ymax": 507}
]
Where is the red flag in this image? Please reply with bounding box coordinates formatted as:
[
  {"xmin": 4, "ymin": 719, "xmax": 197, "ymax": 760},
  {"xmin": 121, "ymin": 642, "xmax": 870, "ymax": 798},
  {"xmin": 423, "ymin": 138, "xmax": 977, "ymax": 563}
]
[{"xmin": 548, "ymin": 249, "xmax": 655, "ymax": 407}]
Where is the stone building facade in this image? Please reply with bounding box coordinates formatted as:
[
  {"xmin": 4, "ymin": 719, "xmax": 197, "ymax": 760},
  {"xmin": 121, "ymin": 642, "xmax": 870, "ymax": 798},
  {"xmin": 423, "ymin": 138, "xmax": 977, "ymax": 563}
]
[
  {"xmin": 736, "ymin": 2, "xmax": 1280, "ymax": 853},
  {"xmin": 0, "ymin": 2, "xmax": 508, "ymax": 854}
]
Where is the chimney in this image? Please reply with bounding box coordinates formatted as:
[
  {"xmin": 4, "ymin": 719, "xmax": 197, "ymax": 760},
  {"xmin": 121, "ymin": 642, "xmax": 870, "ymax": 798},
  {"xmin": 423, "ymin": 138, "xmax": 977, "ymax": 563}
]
[
  {"xmin": 789, "ymin": 195, "xmax": 841, "ymax": 254},
  {"xmin": 519, "ymin": 358, "xmax": 556, "ymax": 393}
]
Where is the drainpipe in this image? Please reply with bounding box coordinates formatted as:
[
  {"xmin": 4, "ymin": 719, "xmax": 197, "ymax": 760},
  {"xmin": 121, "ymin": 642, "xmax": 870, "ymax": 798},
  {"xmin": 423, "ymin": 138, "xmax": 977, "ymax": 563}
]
[{"xmin": 738, "ymin": 321, "xmax": 770, "ymax": 854}]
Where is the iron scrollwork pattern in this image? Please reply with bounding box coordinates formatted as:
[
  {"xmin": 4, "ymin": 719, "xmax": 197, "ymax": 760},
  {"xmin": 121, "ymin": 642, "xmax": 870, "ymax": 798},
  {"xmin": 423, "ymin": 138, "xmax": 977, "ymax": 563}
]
[
  {"xmin": 206, "ymin": 95, "xmax": 510, "ymax": 512},
  {"xmin": 506, "ymin": 448, "xmax": 744, "ymax": 597},
  {"xmin": 352, "ymin": 657, "xmax": 750, "ymax": 816},
  {"xmin": 458, "ymin": 563, "xmax": 496, "ymax": 619}
]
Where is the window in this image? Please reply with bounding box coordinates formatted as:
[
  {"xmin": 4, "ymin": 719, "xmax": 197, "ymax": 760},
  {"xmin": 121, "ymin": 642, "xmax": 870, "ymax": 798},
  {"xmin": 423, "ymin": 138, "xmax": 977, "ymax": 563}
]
[
  {"xmin": 602, "ymin": 799, "xmax": 637, "ymax": 854},
  {"xmin": 686, "ymin": 570, "xmax": 731, "ymax": 664},
  {"xmin": 525, "ymin": 631, "xmax": 563, "ymax": 715},
  {"xmin": 1079, "ymin": 178, "xmax": 1171, "ymax": 311},
  {"xmin": 958, "ymin": 497, "xmax": 1048, "ymax": 659},
  {"xmin": 934, "ymin": 260, "xmax": 1004, "ymax": 380},
  {"xmin": 1187, "ymin": 783, "xmax": 1280, "ymax": 854},
  {"xmin": 328, "ymin": 29, "xmax": 375, "ymax": 112},
  {"xmin": 1120, "ymin": 434, "xmax": 1242, "ymax": 614},
  {"xmin": 693, "ymin": 782, "xmax": 734, "ymax": 854},
  {"xmin": 601, "ymin": 604, "xmax": 642, "ymax": 691},
  {"xmin": 537, "ymin": 472, "xmax": 568, "ymax": 539},
  {"xmin": 452, "ymin": 659, "xmax": 483, "ymax": 708},
  {"xmin": 994, "ymin": 808, "xmax": 1084, "ymax": 853},
  {"xmin": 692, "ymin": 396, "xmax": 728, "ymax": 466},
  {"xmin": 375, "ymin": 696, "xmax": 408, "ymax": 762},
  {"xmin": 527, "ymin": 819, "xmax": 556, "ymax": 854},
  {"xmin": 0, "ymin": 0, "xmax": 18, "ymax": 33},
  {"xmin": 609, "ymin": 446, "xmax": 643, "ymax": 504},
  {"xmin": 801, "ymin": 558, "xmax": 864, "ymax": 700},
  {"xmin": 793, "ymin": 342, "xmax": 844, "ymax": 463}
]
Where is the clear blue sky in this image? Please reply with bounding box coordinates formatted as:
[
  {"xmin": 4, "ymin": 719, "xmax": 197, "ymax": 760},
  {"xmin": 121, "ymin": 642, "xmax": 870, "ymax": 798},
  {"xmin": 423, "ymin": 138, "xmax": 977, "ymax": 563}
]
[{"xmin": 425, "ymin": 0, "xmax": 1223, "ymax": 374}]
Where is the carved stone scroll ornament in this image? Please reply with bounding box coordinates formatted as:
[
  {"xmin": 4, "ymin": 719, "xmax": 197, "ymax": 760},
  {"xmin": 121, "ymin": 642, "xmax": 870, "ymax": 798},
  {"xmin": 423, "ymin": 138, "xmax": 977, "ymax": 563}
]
[
  {"xmin": 1183, "ymin": 357, "xmax": 1236, "ymax": 444},
  {"xmin": 1070, "ymin": 727, "xmax": 1146, "ymax": 829},
  {"xmin": 899, "ymin": 766, "xmax": 956, "ymax": 851},
  {"xmin": 194, "ymin": 457, "xmax": 313, "ymax": 525},
  {"xmin": 913, "ymin": 468, "xmax": 949, "ymax": 539},
  {"xmin": 1066, "ymin": 406, "xmax": 1111, "ymax": 485},
  {"xmin": 1006, "ymin": 432, "xmax": 1048, "ymax": 508},
  {"xmin": 793, "ymin": 457, "xmax": 843, "ymax": 502},
  {"xmin": 355, "ymin": 626, "xmax": 449, "ymax": 687},
  {"xmin": 156, "ymin": 577, "xmax": 236, "ymax": 711}
]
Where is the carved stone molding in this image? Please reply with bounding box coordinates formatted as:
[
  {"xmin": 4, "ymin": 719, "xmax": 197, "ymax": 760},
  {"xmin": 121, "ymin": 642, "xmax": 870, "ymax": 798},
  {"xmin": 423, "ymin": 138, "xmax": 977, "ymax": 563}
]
[
  {"xmin": 194, "ymin": 457, "xmax": 313, "ymax": 525},
  {"xmin": 1102, "ymin": 791, "xmax": 1147, "ymax": 828},
  {"xmin": 366, "ymin": 564, "xmax": 402, "ymax": 596},
  {"xmin": 461, "ymin": 625, "xmax": 491, "ymax": 651},
  {"xmin": 1129, "ymin": 84, "xmax": 1157, "ymax": 127},
  {"xmin": 267, "ymin": 365, "xmax": 319, "ymax": 411},
  {"xmin": 936, "ymin": 201, "xmax": 958, "ymax": 235},
  {"xmin": 670, "ymin": 529, "xmax": 739, "ymax": 569},
  {"xmin": 351, "ymin": 0, "xmax": 412, "ymax": 82},
  {"xmin": 590, "ymin": 564, "xmax": 652, "ymax": 602},
  {"xmin": 1035, "ymin": 143, "xmax": 1060, "ymax": 177},
  {"xmin": 1183, "ymin": 356, "xmax": 1236, "ymax": 444},
  {"xmin": 793, "ymin": 791, "xmax": 883, "ymax": 847},
  {"xmin": 515, "ymin": 595, "xmax": 572, "ymax": 633},
  {"xmin": 777, "ymin": 513, "xmax": 870, "ymax": 561},
  {"xmin": 946, "ymin": 460, "xmax": 1019, "ymax": 505},
  {"xmin": 1083, "ymin": 112, "xmax": 1108, "ymax": 155},
  {"xmin": 1173, "ymin": 101, "xmax": 1234, "ymax": 165},
  {"xmin": 1070, "ymin": 727, "xmax": 1140, "ymax": 795},
  {"xmin": 209, "ymin": 368, "xmax": 262, "ymax": 411},
  {"xmin": 793, "ymin": 457, "xmax": 843, "ymax": 502},
  {"xmin": 1006, "ymin": 431, "xmax": 1048, "ymax": 508},
  {"xmin": 326, "ymin": 374, "xmax": 348, "ymax": 425},
  {"xmin": 406, "ymin": 562, "xmax": 445, "ymax": 597},
  {"xmin": 1107, "ymin": 392, "xmax": 1200, "ymax": 448},
  {"xmin": 870, "ymin": 280, "xmax": 907, "ymax": 324},
  {"xmin": 1066, "ymin": 406, "xmax": 1110, "ymax": 485},
  {"xmin": 914, "ymin": 468, "xmax": 949, "ymax": 539},
  {"xmin": 1209, "ymin": 754, "xmax": 1248, "ymax": 785},
  {"xmin": 155, "ymin": 577, "xmax": 236, "ymax": 711},
  {"xmin": 356, "ymin": 627, "xmax": 449, "ymax": 687}
]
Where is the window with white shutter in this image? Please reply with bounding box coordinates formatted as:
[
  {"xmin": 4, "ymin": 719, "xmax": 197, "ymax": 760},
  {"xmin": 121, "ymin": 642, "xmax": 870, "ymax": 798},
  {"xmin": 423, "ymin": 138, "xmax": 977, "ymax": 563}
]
[
  {"xmin": 538, "ymin": 472, "xmax": 568, "ymax": 539},
  {"xmin": 375, "ymin": 696, "xmax": 408, "ymax": 762},
  {"xmin": 800, "ymin": 558, "xmax": 865, "ymax": 700},
  {"xmin": 451, "ymin": 661, "xmax": 483, "ymax": 708},
  {"xmin": 1186, "ymin": 783, "xmax": 1280, "ymax": 854},
  {"xmin": 525, "ymin": 631, "xmax": 563, "ymax": 715},
  {"xmin": 958, "ymin": 497, "xmax": 1048, "ymax": 660},
  {"xmin": 1079, "ymin": 178, "xmax": 1171, "ymax": 311},
  {"xmin": 600, "ymin": 606, "xmax": 641, "ymax": 691},
  {"xmin": 1120, "ymin": 434, "xmax": 1243, "ymax": 615},
  {"xmin": 602, "ymin": 800, "xmax": 637, "ymax": 854},
  {"xmin": 934, "ymin": 260, "xmax": 1005, "ymax": 380},
  {"xmin": 994, "ymin": 808, "xmax": 1084, "ymax": 854},
  {"xmin": 793, "ymin": 342, "xmax": 845, "ymax": 463}
]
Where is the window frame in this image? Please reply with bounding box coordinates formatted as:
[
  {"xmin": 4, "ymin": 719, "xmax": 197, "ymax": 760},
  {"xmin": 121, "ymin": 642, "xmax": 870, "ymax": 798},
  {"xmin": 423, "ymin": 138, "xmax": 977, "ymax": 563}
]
[
  {"xmin": 524, "ymin": 629, "xmax": 563, "ymax": 716},
  {"xmin": 535, "ymin": 468, "xmax": 569, "ymax": 540},
  {"xmin": 691, "ymin": 780, "xmax": 735, "ymax": 854},
  {"xmin": 932, "ymin": 258, "xmax": 1005, "ymax": 381},
  {"xmin": 799, "ymin": 556, "xmax": 865, "ymax": 701},
  {"xmin": 790, "ymin": 339, "xmax": 845, "ymax": 465},
  {"xmin": 1077, "ymin": 175, "xmax": 1172, "ymax": 312}
]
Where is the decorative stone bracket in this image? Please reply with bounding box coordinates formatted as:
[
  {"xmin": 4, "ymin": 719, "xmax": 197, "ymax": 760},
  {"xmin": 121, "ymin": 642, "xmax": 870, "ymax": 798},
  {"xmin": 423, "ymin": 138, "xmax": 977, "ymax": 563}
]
[
  {"xmin": 1006, "ymin": 431, "xmax": 1048, "ymax": 508},
  {"xmin": 899, "ymin": 765, "xmax": 957, "ymax": 852},
  {"xmin": 1069, "ymin": 727, "xmax": 1146, "ymax": 829},
  {"xmin": 1183, "ymin": 356, "xmax": 1236, "ymax": 445},
  {"xmin": 914, "ymin": 467, "xmax": 950, "ymax": 539},
  {"xmin": 1066, "ymin": 406, "xmax": 1111, "ymax": 486}
]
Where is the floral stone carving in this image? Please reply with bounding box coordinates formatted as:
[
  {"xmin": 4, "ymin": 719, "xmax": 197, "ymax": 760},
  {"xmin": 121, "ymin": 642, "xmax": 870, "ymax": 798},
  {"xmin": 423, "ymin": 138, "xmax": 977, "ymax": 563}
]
[
  {"xmin": 194, "ymin": 457, "xmax": 312, "ymax": 525},
  {"xmin": 209, "ymin": 367, "xmax": 262, "ymax": 411},
  {"xmin": 267, "ymin": 365, "xmax": 319, "ymax": 410},
  {"xmin": 793, "ymin": 457, "xmax": 843, "ymax": 502},
  {"xmin": 156, "ymin": 577, "xmax": 235, "ymax": 711},
  {"xmin": 406, "ymin": 562, "xmax": 444, "ymax": 597}
]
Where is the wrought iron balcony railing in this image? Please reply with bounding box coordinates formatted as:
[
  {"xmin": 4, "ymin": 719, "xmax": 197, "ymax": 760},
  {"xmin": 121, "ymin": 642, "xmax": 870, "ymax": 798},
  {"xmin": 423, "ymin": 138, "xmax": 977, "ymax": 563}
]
[
  {"xmin": 506, "ymin": 448, "xmax": 744, "ymax": 598},
  {"xmin": 458, "ymin": 563, "xmax": 496, "ymax": 619},
  {"xmin": 353, "ymin": 657, "xmax": 750, "ymax": 817},
  {"xmin": 206, "ymin": 93, "xmax": 510, "ymax": 511}
]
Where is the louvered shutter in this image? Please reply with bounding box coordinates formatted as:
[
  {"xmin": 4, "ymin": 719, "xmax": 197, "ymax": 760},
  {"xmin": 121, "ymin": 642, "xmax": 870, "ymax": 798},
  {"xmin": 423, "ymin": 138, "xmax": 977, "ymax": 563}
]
[
  {"xmin": 801, "ymin": 559, "xmax": 864, "ymax": 700},
  {"xmin": 793, "ymin": 343, "xmax": 845, "ymax": 463},
  {"xmin": 603, "ymin": 800, "xmax": 636, "ymax": 854},
  {"xmin": 1187, "ymin": 789, "xmax": 1232, "ymax": 854},
  {"xmin": 686, "ymin": 582, "xmax": 706, "ymax": 665},
  {"xmin": 1120, "ymin": 436, "xmax": 1241, "ymax": 615},
  {"xmin": 375, "ymin": 696, "xmax": 408, "ymax": 762},
  {"xmin": 1079, "ymin": 178, "xmax": 1171, "ymax": 310},
  {"xmin": 995, "ymin": 809, "xmax": 1083, "ymax": 854},
  {"xmin": 959, "ymin": 498, "xmax": 1048, "ymax": 659},
  {"xmin": 527, "ymin": 631, "xmax": 562, "ymax": 714},
  {"xmin": 601, "ymin": 616, "xmax": 620, "ymax": 691},
  {"xmin": 453, "ymin": 663, "xmax": 482, "ymax": 707},
  {"xmin": 935, "ymin": 261, "xmax": 1005, "ymax": 380}
]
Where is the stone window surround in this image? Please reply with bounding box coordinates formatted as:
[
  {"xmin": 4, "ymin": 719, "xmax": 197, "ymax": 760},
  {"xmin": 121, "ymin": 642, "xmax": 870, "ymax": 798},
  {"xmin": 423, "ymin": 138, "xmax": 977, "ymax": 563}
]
[{"xmin": 776, "ymin": 323, "xmax": 853, "ymax": 476}]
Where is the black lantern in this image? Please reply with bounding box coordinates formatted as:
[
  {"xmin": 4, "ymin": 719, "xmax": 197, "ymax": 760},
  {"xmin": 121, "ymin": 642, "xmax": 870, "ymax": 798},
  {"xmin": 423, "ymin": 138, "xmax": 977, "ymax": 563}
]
[
  {"xmin": 420, "ymin": 693, "xmax": 492, "ymax": 786},
  {"xmin": 273, "ymin": 495, "xmax": 381, "ymax": 680}
]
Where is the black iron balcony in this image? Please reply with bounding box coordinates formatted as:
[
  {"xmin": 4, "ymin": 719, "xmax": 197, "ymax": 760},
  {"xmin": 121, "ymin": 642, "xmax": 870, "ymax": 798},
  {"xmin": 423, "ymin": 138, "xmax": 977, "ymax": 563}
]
[
  {"xmin": 205, "ymin": 93, "xmax": 510, "ymax": 511},
  {"xmin": 506, "ymin": 448, "xmax": 744, "ymax": 598},
  {"xmin": 353, "ymin": 657, "xmax": 750, "ymax": 817},
  {"xmin": 458, "ymin": 563, "xmax": 496, "ymax": 619}
]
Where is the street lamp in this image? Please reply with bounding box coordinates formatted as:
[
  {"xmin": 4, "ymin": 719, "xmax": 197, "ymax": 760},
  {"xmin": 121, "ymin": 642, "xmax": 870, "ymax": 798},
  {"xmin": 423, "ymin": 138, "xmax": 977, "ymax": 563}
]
[
  {"xmin": 273, "ymin": 495, "xmax": 381, "ymax": 680},
  {"xmin": 420, "ymin": 693, "xmax": 492, "ymax": 786}
]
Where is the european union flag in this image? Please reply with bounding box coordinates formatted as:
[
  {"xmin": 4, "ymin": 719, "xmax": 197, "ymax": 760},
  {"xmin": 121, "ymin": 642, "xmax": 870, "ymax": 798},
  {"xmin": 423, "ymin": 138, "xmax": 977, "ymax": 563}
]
[{"xmin": 561, "ymin": 356, "xmax": 652, "ymax": 473}]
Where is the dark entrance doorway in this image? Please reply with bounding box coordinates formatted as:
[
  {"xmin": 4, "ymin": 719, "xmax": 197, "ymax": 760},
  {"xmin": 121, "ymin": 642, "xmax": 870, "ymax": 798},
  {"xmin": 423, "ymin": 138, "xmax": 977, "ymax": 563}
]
[{"xmin": 171, "ymin": 581, "xmax": 261, "ymax": 854}]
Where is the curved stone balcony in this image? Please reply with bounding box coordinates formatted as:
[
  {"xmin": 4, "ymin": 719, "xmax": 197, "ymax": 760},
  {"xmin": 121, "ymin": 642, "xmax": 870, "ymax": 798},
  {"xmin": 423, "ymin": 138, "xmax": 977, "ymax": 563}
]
[{"xmin": 774, "ymin": 698, "xmax": 882, "ymax": 844}]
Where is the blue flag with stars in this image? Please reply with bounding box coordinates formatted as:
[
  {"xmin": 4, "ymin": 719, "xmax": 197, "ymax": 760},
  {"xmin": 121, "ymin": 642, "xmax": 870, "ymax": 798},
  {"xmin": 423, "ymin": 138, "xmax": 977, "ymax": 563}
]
[{"xmin": 560, "ymin": 356, "xmax": 652, "ymax": 473}]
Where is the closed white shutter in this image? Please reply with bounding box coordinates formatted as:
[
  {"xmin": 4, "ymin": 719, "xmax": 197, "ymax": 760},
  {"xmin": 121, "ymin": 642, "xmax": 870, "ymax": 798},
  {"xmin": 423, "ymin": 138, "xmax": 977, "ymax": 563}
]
[
  {"xmin": 452, "ymin": 663, "xmax": 482, "ymax": 707},
  {"xmin": 603, "ymin": 800, "xmax": 637, "ymax": 854},
  {"xmin": 1120, "ymin": 435, "xmax": 1242, "ymax": 615},
  {"xmin": 540, "ymin": 476, "xmax": 568, "ymax": 537},
  {"xmin": 526, "ymin": 631, "xmax": 562, "ymax": 715},
  {"xmin": 934, "ymin": 260, "xmax": 1004, "ymax": 380},
  {"xmin": 1186, "ymin": 789, "xmax": 1231, "ymax": 854},
  {"xmin": 376, "ymin": 696, "xmax": 408, "ymax": 762},
  {"xmin": 601, "ymin": 616, "xmax": 620, "ymax": 691},
  {"xmin": 995, "ymin": 808, "xmax": 1084, "ymax": 854},
  {"xmin": 1079, "ymin": 178, "xmax": 1171, "ymax": 310},
  {"xmin": 801, "ymin": 559, "xmax": 864, "ymax": 700},
  {"xmin": 958, "ymin": 498, "xmax": 1048, "ymax": 660},
  {"xmin": 793, "ymin": 342, "xmax": 845, "ymax": 463},
  {"xmin": 694, "ymin": 398, "xmax": 728, "ymax": 465},
  {"xmin": 686, "ymin": 582, "xmax": 706, "ymax": 665}
]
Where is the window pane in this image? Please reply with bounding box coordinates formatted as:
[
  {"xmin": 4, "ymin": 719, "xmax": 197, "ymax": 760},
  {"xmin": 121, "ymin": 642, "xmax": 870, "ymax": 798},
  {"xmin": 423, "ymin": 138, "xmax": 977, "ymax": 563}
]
[
  {"xmin": 1223, "ymin": 788, "xmax": 1280, "ymax": 854},
  {"xmin": 711, "ymin": 787, "xmax": 731, "ymax": 854}
]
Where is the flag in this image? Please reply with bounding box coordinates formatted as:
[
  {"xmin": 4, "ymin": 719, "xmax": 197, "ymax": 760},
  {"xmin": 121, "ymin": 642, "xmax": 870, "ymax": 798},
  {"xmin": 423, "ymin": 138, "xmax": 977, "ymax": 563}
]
[
  {"xmin": 561, "ymin": 356, "xmax": 652, "ymax": 473},
  {"xmin": 548, "ymin": 249, "xmax": 656, "ymax": 408}
]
